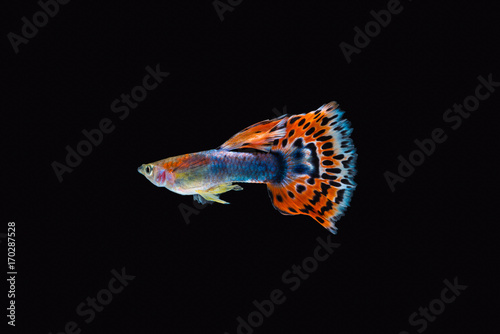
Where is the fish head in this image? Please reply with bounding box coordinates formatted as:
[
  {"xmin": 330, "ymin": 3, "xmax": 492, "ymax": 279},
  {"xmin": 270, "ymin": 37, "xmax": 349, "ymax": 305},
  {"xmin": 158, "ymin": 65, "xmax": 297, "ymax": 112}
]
[
  {"xmin": 137, "ymin": 163, "xmax": 175, "ymax": 189},
  {"xmin": 138, "ymin": 152, "xmax": 211, "ymax": 195}
]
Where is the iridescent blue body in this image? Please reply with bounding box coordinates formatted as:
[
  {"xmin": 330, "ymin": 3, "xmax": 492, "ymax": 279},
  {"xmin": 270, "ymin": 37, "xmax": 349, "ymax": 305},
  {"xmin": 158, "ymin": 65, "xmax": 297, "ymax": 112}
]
[
  {"xmin": 182, "ymin": 149, "xmax": 283, "ymax": 185},
  {"xmin": 141, "ymin": 149, "xmax": 285, "ymax": 198}
]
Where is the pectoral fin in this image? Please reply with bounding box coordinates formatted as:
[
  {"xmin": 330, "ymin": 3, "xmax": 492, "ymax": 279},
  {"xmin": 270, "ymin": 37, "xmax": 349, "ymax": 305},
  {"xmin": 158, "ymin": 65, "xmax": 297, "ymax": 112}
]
[{"xmin": 194, "ymin": 183, "xmax": 243, "ymax": 204}]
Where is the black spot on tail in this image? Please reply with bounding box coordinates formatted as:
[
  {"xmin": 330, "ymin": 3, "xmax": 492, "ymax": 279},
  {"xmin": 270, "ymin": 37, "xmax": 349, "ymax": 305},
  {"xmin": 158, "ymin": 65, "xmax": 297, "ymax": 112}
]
[
  {"xmin": 341, "ymin": 178, "xmax": 354, "ymax": 186},
  {"xmin": 296, "ymin": 184, "xmax": 306, "ymax": 193},
  {"xmin": 321, "ymin": 115, "xmax": 338, "ymax": 126},
  {"xmin": 309, "ymin": 182, "xmax": 331, "ymax": 206},
  {"xmin": 342, "ymin": 155, "xmax": 356, "ymax": 169},
  {"xmin": 317, "ymin": 135, "xmax": 333, "ymax": 142},
  {"xmin": 319, "ymin": 200, "xmax": 334, "ymax": 215},
  {"xmin": 334, "ymin": 189, "xmax": 346, "ymax": 204},
  {"xmin": 299, "ymin": 204, "xmax": 314, "ymax": 214},
  {"xmin": 329, "ymin": 180, "xmax": 342, "ymax": 187},
  {"xmin": 326, "ymin": 168, "xmax": 341, "ymax": 174},
  {"xmin": 321, "ymin": 173, "xmax": 337, "ymax": 180},
  {"xmin": 321, "ymin": 142, "xmax": 333, "ymax": 150},
  {"xmin": 293, "ymin": 138, "xmax": 304, "ymax": 148},
  {"xmin": 305, "ymin": 127, "xmax": 315, "ymax": 136},
  {"xmin": 320, "ymin": 182, "xmax": 331, "ymax": 195},
  {"xmin": 313, "ymin": 129, "xmax": 326, "ymax": 138},
  {"xmin": 309, "ymin": 190, "xmax": 322, "ymax": 205}
]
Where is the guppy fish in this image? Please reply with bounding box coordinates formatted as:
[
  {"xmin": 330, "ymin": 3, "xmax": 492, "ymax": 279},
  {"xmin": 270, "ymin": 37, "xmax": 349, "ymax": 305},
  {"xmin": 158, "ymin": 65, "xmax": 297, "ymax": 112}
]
[{"xmin": 138, "ymin": 102, "xmax": 357, "ymax": 234}]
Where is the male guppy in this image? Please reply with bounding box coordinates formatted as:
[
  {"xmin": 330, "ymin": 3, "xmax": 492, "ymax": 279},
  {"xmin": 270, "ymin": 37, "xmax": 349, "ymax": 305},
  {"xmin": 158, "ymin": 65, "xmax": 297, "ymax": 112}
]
[{"xmin": 138, "ymin": 102, "xmax": 357, "ymax": 234}]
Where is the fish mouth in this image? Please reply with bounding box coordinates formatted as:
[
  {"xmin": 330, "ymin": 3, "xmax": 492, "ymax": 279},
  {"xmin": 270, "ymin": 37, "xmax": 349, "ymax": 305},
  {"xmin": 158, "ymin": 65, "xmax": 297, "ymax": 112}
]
[{"xmin": 137, "ymin": 165, "xmax": 144, "ymax": 175}]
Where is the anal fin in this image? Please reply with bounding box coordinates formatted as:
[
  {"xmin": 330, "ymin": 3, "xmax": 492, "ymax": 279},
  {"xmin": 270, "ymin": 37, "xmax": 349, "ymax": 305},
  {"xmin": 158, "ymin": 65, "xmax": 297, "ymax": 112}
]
[{"xmin": 194, "ymin": 183, "xmax": 243, "ymax": 204}]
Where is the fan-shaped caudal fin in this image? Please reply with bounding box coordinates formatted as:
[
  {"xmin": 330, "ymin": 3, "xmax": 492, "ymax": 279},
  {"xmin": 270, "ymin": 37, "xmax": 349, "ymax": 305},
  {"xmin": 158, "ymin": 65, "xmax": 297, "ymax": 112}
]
[
  {"xmin": 219, "ymin": 114, "xmax": 289, "ymax": 152},
  {"xmin": 266, "ymin": 102, "xmax": 357, "ymax": 234}
]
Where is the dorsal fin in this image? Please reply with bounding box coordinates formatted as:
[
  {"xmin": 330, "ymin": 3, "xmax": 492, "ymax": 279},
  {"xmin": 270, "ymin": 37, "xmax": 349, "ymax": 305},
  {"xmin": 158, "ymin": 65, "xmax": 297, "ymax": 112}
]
[{"xmin": 219, "ymin": 114, "xmax": 288, "ymax": 152}]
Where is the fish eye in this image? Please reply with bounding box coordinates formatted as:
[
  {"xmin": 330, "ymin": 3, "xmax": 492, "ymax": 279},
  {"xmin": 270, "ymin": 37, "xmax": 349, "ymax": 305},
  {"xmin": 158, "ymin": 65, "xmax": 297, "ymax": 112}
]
[{"xmin": 145, "ymin": 165, "xmax": 153, "ymax": 175}]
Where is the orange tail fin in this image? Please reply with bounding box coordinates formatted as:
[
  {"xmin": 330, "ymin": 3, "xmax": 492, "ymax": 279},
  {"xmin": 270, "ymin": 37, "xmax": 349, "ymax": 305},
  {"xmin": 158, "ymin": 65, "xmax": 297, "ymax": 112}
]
[{"xmin": 266, "ymin": 102, "xmax": 357, "ymax": 234}]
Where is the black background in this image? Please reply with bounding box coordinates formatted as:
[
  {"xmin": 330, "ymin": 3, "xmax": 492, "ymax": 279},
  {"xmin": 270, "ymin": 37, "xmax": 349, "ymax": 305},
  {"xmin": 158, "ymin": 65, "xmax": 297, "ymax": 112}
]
[{"xmin": 3, "ymin": 1, "xmax": 498, "ymax": 333}]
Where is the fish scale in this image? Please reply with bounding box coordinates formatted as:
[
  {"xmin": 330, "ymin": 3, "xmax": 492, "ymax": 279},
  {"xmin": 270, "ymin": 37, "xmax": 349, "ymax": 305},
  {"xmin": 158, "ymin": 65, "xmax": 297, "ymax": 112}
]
[{"xmin": 206, "ymin": 150, "xmax": 282, "ymax": 184}]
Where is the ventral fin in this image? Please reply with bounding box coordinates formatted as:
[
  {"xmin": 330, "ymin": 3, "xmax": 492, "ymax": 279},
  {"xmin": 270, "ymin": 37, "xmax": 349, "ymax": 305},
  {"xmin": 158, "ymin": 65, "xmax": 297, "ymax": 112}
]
[{"xmin": 219, "ymin": 114, "xmax": 289, "ymax": 152}]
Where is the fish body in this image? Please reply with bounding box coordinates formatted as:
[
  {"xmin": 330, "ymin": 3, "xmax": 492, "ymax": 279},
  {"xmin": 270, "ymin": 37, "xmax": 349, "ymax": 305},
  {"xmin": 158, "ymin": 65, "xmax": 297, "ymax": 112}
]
[
  {"xmin": 139, "ymin": 149, "xmax": 282, "ymax": 194},
  {"xmin": 138, "ymin": 102, "xmax": 357, "ymax": 233}
]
